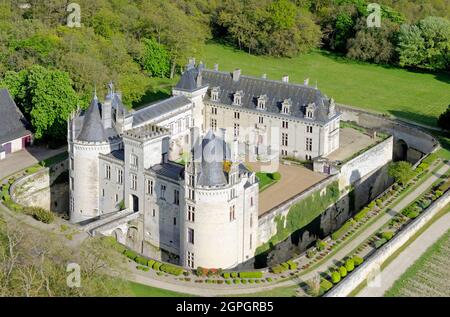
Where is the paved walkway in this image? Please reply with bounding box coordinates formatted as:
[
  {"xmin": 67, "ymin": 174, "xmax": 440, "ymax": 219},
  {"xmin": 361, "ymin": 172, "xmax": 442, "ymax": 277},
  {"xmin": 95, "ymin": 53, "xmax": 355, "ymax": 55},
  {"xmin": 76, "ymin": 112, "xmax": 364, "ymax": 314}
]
[
  {"xmin": 0, "ymin": 145, "xmax": 67, "ymax": 179},
  {"xmin": 356, "ymin": 212, "xmax": 450, "ymax": 297}
]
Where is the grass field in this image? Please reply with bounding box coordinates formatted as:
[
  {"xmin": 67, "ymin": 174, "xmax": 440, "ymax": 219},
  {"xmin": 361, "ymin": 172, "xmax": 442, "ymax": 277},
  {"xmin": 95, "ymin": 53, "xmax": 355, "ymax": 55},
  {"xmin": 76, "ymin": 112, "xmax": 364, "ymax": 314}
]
[
  {"xmin": 385, "ymin": 228, "xmax": 450, "ymax": 297},
  {"xmin": 255, "ymin": 172, "xmax": 279, "ymax": 192},
  {"xmin": 200, "ymin": 43, "xmax": 450, "ymax": 127},
  {"xmin": 128, "ymin": 281, "xmax": 194, "ymax": 297}
]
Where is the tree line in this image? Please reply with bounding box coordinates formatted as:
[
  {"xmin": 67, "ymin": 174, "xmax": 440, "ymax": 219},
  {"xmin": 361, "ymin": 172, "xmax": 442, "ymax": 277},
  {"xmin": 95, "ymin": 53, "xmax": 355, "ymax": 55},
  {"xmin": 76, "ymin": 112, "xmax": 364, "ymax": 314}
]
[{"xmin": 0, "ymin": 0, "xmax": 448, "ymax": 142}]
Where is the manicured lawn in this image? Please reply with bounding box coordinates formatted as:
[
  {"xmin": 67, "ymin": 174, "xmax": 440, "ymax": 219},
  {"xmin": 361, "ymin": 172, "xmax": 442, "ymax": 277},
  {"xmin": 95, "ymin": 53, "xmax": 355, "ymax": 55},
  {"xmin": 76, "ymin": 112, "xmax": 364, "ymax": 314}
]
[
  {"xmin": 200, "ymin": 43, "xmax": 450, "ymax": 127},
  {"xmin": 385, "ymin": 227, "xmax": 450, "ymax": 297},
  {"xmin": 255, "ymin": 172, "xmax": 279, "ymax": 192},
  {"xmin": 128, "ymin": 281, "xmax": 194, "ymax": 297}
]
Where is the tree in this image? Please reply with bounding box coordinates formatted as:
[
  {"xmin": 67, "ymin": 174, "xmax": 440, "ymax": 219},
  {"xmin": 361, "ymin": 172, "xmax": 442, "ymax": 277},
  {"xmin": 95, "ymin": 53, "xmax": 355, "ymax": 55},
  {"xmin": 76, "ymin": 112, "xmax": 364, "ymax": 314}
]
[
  {"xmin": 0, "ymin": 65, "xmax": 79, "ymax": 141},
  {"xmin": 388, "ymin": 161, "xmax": 415, "ymax": 185},
  {"xmin": 438, "ymin": 105, "xmax": 450, "ymax": 131},
  {"xmin": 140, "ymin": 38, "xmax": 170, "ymax": 78},
  {"xmin": 398, "ymin": 16, "xmax": 450, "ymax": 70}
]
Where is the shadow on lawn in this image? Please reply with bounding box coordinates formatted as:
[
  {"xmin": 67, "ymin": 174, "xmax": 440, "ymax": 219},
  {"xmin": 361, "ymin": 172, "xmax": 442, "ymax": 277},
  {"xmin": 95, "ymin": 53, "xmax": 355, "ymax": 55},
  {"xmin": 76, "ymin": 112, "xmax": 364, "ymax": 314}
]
[{"xmin": 388, "ymin": 110, "xmax": 439, "ymax": 128}]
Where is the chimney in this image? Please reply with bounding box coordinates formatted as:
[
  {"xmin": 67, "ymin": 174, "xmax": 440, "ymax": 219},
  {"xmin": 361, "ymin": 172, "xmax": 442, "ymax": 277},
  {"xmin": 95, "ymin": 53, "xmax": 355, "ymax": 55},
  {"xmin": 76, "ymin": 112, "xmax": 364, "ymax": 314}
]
[
  {"xmin": 214, "ymin": 64, "xmax": 219, "ymax": 71},
  {"xmin": 262, "ymin": 74, "xmax": 267, "ymax": 79},
  {"xmin": 282, "ymin": 75, "xmax": 289, "ymax": 83},
  {"xmin": 232, "ymin": 68, "xmax": 241, "ymax": 81}
]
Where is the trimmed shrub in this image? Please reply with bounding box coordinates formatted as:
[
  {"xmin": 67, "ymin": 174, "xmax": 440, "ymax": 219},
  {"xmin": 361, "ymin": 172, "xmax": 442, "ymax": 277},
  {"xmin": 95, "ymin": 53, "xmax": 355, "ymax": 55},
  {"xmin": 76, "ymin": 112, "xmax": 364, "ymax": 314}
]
[
  {"xmin": 381, "ymin": 231, "xmax": 394, "ymax": 241},
  {"xmin": 368, "ymin": 201, "xmax": 376, "ymax": 209},
  {"xmin": 160, "ymin": 264, "xmax": 184, "ymax": 276},
  {"xmin": 286, "ymin": 260, "xmax": 297, "ymax": 270},
  {"xmin": 124, "ymin": 250, "xmax": 138, "ymax": 260},
  {"xmin": 339, "ymin": 266, "xmax": 347, "ymax": 278},
  {"xmin": 320, "ymin": 279, "xmax": 333, "ymax": 292},
  {"xmin": 331, "ymin": 219, "xmax": 355, "ymax": 240},
  {"xmin": 147, "ymin": 260, "xmax": 155, "ymax": 268},
  {"xmin": 271, "ymin": 172, "xmax": 281, "ymax": 181},
  {"xmin": 353, "ymin": 256, "xmax": 364, "ymax": 266},
  {"xmin": 231, "ymin": 272, "xmax": 238, "ymax": 278},
  {"xmin": 135, "ymin": 256, "xmax": 148, "ymax": 266},
  {"xmin": 270, "ymin": 264, "xmax": 287, "ymax": 274},
  {"xmin": 241, "ymin": 279, "xmax": 247, "ymax": 284},
  {"xmin": 345, "ymin": 259, "xmax": 355, "ymax": 272},
  {"xmin": 225, "ymin": 280, "xmax": 232, "ymax": 285},
  {"xmin": 376, "ymin": 199, "xmax": 383, "ymax": 207},
  {"xmin": 249, "ymin": 279, "xmax": 254, "ymax": 284},
  {"xmin": 239, "ymin": 271, "xmax": 263, "ymax": 279},
  {"xmin": 233, "ymin": 279, "xmax": 240, "ymax": 284},
  {"xmin": 354, "ymin": 207, "xmax": 370, "ymax": 221},
  {"xmin": 152, "ymin": 262, "xmax": 162, "ymax": 271},
  {"xmin": 316, "ymin": 240, "xmax": 327, "ymax": 251},
  {"xmin": 374, "ymin": 238, "xmax": 388, "ymax": 249},
  {"xmin": 307, "ymin": 249, "xmax": 317, "ymax": 258},
  {"xmin": 223, "ymin": 272, "xmax": 231, "ymax": 279},
  {"xmin": 331, "ymin": 271, "xmax": 341, "ymax": 284}
]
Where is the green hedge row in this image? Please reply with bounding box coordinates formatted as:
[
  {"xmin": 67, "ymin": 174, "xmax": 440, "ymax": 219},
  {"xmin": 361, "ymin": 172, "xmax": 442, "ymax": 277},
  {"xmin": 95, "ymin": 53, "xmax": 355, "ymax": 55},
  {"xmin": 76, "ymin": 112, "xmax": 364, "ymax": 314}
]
[
  {"xmin": 270, "ymin": 260, "xmax": 297, "ymax": 274},
  {"xmin": 238, "ymin": 271, "xmax": 263, "ymax": 279},
  {"xmin": 331, "ymin": 219, "xmax": 355, "ymax": 241}
]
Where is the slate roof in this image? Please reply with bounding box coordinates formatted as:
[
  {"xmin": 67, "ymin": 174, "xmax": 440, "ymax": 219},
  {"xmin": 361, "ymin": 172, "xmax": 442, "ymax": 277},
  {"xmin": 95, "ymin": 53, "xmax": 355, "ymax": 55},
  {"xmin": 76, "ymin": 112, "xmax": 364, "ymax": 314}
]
[
  {"xmin": 131, "ymin": 95, "xmax": 191, "ymax": 127},
  {"xmin": 150, "ymin": 162, "xmax": 185, "ymax": 181},
  {"xmin": 175, "ymin": 67, "xmax": 199, "ymax": 91},
  {"xmin": 0, "ymin": 88, "xmax": 32, "ymax": 144},
  {"xmin": 200, "ymin": 69, "xmax": 335, "ymax": 123},
  {"xmin": 104, "ymin": 149, "xmax": 124, "ymax": 162},
  {"xmin": 77, "ymin": 97, "xmax": 108, "ymax": 142}
]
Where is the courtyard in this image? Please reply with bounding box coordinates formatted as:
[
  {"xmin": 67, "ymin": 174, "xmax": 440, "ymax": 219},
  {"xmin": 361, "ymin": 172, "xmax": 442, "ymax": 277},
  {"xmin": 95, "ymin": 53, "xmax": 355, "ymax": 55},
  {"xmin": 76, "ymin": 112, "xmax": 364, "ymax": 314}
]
[{"xmin": 246, "ymin": 161, "xmax": 327, "ymax": 216}]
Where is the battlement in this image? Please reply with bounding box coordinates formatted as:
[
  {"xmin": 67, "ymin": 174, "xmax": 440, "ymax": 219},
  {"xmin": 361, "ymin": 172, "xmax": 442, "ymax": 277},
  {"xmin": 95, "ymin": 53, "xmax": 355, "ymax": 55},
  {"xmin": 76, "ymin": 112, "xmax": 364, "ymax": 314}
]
[{"xmin": 123, "ymin": 124, "xmax": 169, "ymax": 141}]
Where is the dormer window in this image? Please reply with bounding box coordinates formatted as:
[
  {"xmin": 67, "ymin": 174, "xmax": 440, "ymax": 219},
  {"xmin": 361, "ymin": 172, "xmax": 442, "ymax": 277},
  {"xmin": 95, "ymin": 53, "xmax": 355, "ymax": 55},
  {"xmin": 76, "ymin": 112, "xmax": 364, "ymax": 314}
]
[
  {"xmin": 233, "ymin": 90, "xmax": 243, "ymax": 106},
  {"xmin": 306, "ymin": 103, "xmax": 315, "ymax": 119},
  {"xmin": 281, "ymin": 99, "xmax": 291, "ymax": 115},
  {"xmin": 257, "ymin": 95, "xmax": 267, "ymax": 110},
  {"xmin": 211, "ymin": 87, "xmax": 220, "ymax": 102}
]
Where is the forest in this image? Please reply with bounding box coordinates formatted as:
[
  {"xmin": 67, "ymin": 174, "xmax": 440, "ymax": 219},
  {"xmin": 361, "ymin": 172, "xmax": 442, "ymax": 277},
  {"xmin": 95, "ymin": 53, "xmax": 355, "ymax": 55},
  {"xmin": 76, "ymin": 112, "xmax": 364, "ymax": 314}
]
[{"xmin": 0, "ymin": 0, "xmax": 449, "ymax": 142}]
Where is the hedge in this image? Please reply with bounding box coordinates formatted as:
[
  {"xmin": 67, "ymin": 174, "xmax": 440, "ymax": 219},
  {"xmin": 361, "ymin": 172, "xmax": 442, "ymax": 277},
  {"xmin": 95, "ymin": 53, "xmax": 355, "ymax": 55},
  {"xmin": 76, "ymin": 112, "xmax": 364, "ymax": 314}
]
[
  {"xmin": 331, "ymin": 271, "xmax": 341, "ymax": 284},
  {"xmin": 124, "ymin": 250, "xmax": 138, "ymax": 260},
  {"xmin": 374, "ymin": 238, "xmax": 388, "ymax": 249},
  {"xmin": 135, "ymin": 256, "xmax": 148, "ymax": 266},
  {"xmin": 147, "ymin": 260, "xmax": 155, "ymax": 268},
  {"xmin": 381, "ymin": 231, "xmax": 394, "ymax": 241},
  {"xmin": 231, "ymin": 272, "xmax": 238, "ymax": 278},
  {"xmin": 225, "ymin": 280, "xmax": 232, "ymax": 285},
  {"xmin": 286, "ymin": 260, "xmax": 297, "ymax": 270},
  {"xmin": 152, "ymin": 262, "xmax": 162, "ymax": 271},
  {"xmin": 160, "ymin": 264, "xmax": 184, "ymax": 276},
  {"xmin": 233, "ymin": 279, "xmax": 240, "ymax": 284},
  {"xmin": 331, "ymin": 219, "xmax": 355, "ymax": 240},
  {"xmin": 271, "ymin": 172, "xmax": 281, "ymax": 181},
  {"xmin": 320, "ymin": 279, "xmax": 333, "ymax": 292},
  {"xmin": 238, "ymin": 271, "xmax": 263, "ymax": 279},
  {"xmin": 354, "ymin": 207, "xmax": 370, "ymax": 222},
  {"xmin": 353, "ymin": 256, "xmax": 364, "ymax": 266},
  {"xmin": 223, "ymin": 272, "xmax": 231, "ymax": 279},
  {"xmin": 270, "ymin": 264, "xmax": 288, "ymax": 274}
]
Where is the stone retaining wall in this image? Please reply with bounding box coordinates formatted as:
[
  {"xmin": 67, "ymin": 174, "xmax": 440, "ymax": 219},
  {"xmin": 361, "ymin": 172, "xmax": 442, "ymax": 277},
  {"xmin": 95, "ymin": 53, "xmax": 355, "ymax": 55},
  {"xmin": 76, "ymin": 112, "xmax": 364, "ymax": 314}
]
[{"xmin": 325, "ymin": 189, "xmax": 450, "ymax": 297}]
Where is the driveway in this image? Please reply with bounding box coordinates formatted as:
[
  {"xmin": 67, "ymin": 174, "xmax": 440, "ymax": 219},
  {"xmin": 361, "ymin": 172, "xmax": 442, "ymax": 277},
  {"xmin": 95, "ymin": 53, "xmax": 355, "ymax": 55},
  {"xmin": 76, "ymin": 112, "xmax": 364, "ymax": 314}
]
[{"xmin": 0, "ymin": 145, "xmax": 67, "ymax": 179}]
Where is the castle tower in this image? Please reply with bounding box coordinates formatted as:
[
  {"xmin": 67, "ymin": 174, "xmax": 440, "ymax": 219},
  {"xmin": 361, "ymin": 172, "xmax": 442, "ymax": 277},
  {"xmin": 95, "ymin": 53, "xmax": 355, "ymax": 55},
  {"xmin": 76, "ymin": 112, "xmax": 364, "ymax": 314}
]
[
  {"xmin": 180, "ymin": 129, "xmax": 259, "ymax": 269},
  {"xmin": 68, "ymin": 92, "xmax": 122, "ymax": 224}
]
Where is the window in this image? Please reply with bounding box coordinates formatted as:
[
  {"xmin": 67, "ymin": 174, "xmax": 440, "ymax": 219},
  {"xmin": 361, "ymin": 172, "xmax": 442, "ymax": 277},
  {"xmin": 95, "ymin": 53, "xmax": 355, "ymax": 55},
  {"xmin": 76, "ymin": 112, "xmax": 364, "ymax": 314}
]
[
  {"xmin": 211, "ymin": 107, "xmax": 217, "ymax": 115},
  {"xmin": 234, "ymin": 112, "xmax": 240, "ymax": 119},
  {"xmin": 146, "ymin": 179, "xmax": 153, "ymax": 195},
  {"xmin": 160, "ymin": 184, "xmax": 166, "ymax": 199},
  {"xmin": 130, "ymin": 173, "xmax": 137, "ymax": 190},
  {"xmin": 186, "ymin": 117, "xmax": 190, "ymax": 128},
  {"xmin": 306, "ymin": 125, "xmax": 313, "ymax": 133},
  {"xmin": 105, "ymin": 164, "xmax": 111, "ymax": 180},
  {"xmin": 173, "ymin": 217, "xmax": 177, "ymax": 226},
  {"xmin": 188, "ymin": 228, "xmax": 194, "ymax": 244},
  {"xmin": 306, "ymin": 138, "xmax": 313, "ymax": 151},
  {"xmin": 210, "ymin": 118, "xmax": 217, "ymax": 131},
  {"xmin": 152, "ymin": 209, "xmax": 156, "ymax": 217},
  {"xmin": 70, "ymin": 177, "xmax": 74, "ymax": 190},
  {"xmin": 233, "ymin": 91, "xmax": 243, "ymax": 106},
  {"xmin": 258, "ymin": 116, "xmax": 264, "ymax": 124},
  {"xmin": 250, "ymin": 197, "xmax": 254, "ymax": 207},
  {"xmin": 229, "ymin": 205, "xmax": 235, "ymax": 222},
  {"xmin": 188, "ymin": 206, "xmax": 195, "ymax": 222},
  {"xmin": 188, "ymin": 189, "xmax": 195, "ymax": 200},
  {"xmin": 282, "ymin": 133, "xmax": 288, "ymax": 147},
  {"xmin": 130, "ymin": 154, "xmax": 138, "ymax": 167},
  {"xmin": 187, "ymin": 251, "xmax": 194, "ymax": 268},
  {"xmin": 281, "ymin": 149, "xmax": 287, "ymax": 156},
  {"xmin": 282, "ymin": 121, "xmax": 289, "ymax": 129},
  {"xmin": 117, "ymin": 169, "xmax": 123, "ymax": 184},
  {"xmin": 174, "ymin": 189, "xmax": 180, "ymax": 205},
  {"xmin": 306, "ymin": 154, "xmax": 312, "ymax": 161},
  {"xmin": 70, "ymin": 157, "xmax": 74, "ymax": 170},
  {"xmin": 211, "ymin": 87, "xmax": 220, "ymax": 102},
  {"xmin": 115, "ymin": 194, "xmax": 118, "ymax": 202},
  {"xmin": 250, "ymin": 234, "xmax": 253, "ymax": 249},
  {"xmin": 234, "ymin": 123, "xmax": 240, "ymax": 137},
  {"xmin": 250, "ymin": 215, "xmax": 253, "ymax": 228},
  {"xmin": 102, "ymin": 188, "xmax": 105, "ymax": 197},
  {"xmin": 281, "ymin": 99, "xmax": 291, "ymax": 114},
  {"xmin": 258, "ymin": 95, "xmax": 267, "ymax": 110},
  {"xmin": 189, "ymin": 175, "xmax": 195, "ymax": 187}
]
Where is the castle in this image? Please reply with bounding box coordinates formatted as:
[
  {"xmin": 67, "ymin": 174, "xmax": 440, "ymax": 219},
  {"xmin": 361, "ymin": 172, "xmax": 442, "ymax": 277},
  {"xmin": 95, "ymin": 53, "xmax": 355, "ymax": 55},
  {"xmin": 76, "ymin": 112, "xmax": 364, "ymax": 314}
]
[{"xmin": 68, "ymin": 61, "xmax": 341, "ymax": 269}]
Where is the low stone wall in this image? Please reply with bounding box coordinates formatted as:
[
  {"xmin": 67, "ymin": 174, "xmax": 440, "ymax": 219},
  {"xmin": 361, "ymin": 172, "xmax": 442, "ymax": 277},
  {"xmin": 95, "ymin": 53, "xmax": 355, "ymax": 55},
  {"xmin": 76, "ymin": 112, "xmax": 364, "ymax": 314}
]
[
  {"xmin": 11, "ymin": 160, "xmax": 69, "ymax": 214},
  {"xmin": 325, "ymin": 189, "xmax": 450, "ymax": 297}
]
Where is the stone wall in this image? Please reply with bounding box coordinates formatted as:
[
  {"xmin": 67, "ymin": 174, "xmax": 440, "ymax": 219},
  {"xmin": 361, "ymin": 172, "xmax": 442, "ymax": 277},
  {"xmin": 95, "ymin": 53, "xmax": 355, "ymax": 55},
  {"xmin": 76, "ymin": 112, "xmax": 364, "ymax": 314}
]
[
  {"xmin": 325, "ymin": 189, "xmax": 450, "ymax": 297},
  {"xmin": 337, "ymin": 104, "xmax": 439, "ymax": 155},
  {"xmin": 12, "ymin": 160, "xmax": 69, "ymax": 214}
]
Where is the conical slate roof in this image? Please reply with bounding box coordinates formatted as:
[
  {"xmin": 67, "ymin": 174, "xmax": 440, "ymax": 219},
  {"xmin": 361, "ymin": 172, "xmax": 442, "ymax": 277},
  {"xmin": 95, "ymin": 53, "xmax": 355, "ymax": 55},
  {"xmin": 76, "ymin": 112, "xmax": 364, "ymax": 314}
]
[
  {"xmin": 175, "ymin": 67, "xmax": 198, "ymax": 91},
  {"xmin": 197, "ymin": 130, "xmax": 228, "ymax": 187},
  {"xmin": 77, "ymin": 96, "xmax": 106, "ymax": 142}
]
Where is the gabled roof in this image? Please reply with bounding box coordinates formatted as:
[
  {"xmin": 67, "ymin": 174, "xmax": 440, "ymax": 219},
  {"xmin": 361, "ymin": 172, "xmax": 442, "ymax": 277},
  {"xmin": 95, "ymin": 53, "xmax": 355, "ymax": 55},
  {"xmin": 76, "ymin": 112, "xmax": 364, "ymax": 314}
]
[
  {"xmin": 131, "ymin": 95, "xmax": 191, "ymax": 127},
  {"xmin": 0, "ymin": 88, "xmax": 31, "ymax": 144},
  {"xmin": 77, "ymin": 97, "xmax": 107, "ymax": 142},
  {"xmin": 200, "ymin": 69, "xmax": 335, "ymax": 123}
]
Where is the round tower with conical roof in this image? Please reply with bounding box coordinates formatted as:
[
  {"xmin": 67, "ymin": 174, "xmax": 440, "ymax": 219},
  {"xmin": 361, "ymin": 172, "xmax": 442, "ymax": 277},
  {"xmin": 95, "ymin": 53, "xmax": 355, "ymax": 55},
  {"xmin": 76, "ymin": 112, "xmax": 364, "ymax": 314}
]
[{"xmin": 68, "ymin": 92, "xmax": 122, "ymax": 224}]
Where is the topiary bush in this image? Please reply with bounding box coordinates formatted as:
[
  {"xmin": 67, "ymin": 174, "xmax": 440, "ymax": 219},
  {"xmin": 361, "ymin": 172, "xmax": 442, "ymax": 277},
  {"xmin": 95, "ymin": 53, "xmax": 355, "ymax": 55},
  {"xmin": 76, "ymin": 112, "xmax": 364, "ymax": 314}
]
[
  {"xmin": 271, "ymin": 172, "xmax": 281, "ymax": 181},
  {"xmin": 124, "ymin": 250, "xmax": 138, "ymax": 260},
  {"xmin": 331, "ymin": 271, "xmax": 341, "ymax": 284},
  {"xmin": 345, "ymin": 259, "xmax": 355, "ymax": 272},
  {"xmin": 353, "ymin": 256, "xmax": 364, "ymax": 266},
  {"xmin": 147, "ymin": 260, "xmax": 155, "ymax": 267},
  {"xmin": 152, "ymin": 262, "xmax": 162, "ymax": 271},
  {"xmin": 160, "ymin": 264, "xmax": 184, "ymax": 276},
  {"xmin": 316, "ymin": 240, "xmax": 327, "ymax": 251},
  {"xmin": 239, "ymin": 271, "xmax": 263, "ymax": 279},
  {"xmin": 339, "ymin": 266, "xmax": 347, "ymax": 278},
  {"xmin": 233, "ymin": 279, "xmax": 240, "ymax": 284},
  {"xmin": 270, "ymin": 264, "xmax": 288, "ymax": 274},
  {"xmin": 374, "ymin": 238, "xmax": 388, "ymax": 249},
  {"xmin": 380, "ymin": 231, "xmax": 394, "ymax": 241},
  {"xmin": 231, "ymin": 272, "xmax": 238, "ymax": 278},
  {"xmin": 286, "ymin": 260, "xmax": 297, "ymax": 270},
  {"xmin": 320, "ymin": 279, "xmax": 333, "ymax": 293},
  {"xmin": 135, "ymin": 256, "xmax": 148, "ymax": 266},
  {"xmin": 223, "ymin": 272, "xmax": 231, "ymax": 279}
]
